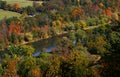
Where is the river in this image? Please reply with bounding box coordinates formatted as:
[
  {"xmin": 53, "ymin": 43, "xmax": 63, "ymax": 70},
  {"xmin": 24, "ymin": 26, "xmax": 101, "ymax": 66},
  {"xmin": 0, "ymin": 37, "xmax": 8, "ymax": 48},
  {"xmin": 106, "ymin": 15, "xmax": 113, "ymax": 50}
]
[{"xmin": 27, "ymin": 33, "xmax": 69, "ymax": 56}]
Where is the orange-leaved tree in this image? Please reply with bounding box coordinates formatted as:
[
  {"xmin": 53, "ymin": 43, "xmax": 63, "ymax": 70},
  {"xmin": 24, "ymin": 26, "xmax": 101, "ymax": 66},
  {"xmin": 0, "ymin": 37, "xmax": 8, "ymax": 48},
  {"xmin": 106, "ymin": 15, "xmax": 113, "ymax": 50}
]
[
  {"xmin": 72, "ymin": 8, "xmax": 84, "ymax": 16},
  {"xmin": 29, "ymin": 68, "xmax": 41, "ymax": 77},
  {"xmin": 8, "ymin": 21, "xmax": 23, "ymax": 36},
  {"xmin": 105, "ymin": 8, "xmax": 111, "ymax": 16},
  {"xmin": 13, "ymin": 3, "xmax": 19, "ymax": 10},
  {"xmin": 3, "ymin": 60, "xmax": 19, "ymax": 77}
]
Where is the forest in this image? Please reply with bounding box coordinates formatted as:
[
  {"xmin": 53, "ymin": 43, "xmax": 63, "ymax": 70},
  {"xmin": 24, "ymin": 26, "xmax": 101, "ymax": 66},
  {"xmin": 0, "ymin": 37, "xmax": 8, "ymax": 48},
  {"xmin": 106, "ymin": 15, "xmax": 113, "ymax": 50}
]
[{"xmin": 0, "ymin": 0, "xmax": 120, "ymax": 77}]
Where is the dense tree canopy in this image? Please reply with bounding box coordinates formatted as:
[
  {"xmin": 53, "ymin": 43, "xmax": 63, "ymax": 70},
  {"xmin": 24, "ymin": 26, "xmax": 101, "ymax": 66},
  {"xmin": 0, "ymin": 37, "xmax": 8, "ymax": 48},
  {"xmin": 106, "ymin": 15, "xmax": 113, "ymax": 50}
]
[{"xmin": 0, "ymin": 0, "xmax": 120, "ymax": 77}]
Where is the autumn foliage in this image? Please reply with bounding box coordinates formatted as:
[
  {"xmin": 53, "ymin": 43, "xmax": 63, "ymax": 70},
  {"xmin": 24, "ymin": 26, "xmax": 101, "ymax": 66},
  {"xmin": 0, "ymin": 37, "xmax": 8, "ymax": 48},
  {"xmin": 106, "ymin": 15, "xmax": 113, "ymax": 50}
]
[
  {"xmin": 13, "ymin": 3, "xmax": 19, "ymax": 10},
  {"xmin": 29, "ymin": 68, "xmax": 41, "ymax": 77},
  {"xmin": 8, "ymin": 22, "xmax": 23, "ymax": 35},
  {"xmin": 93, "ymin": 5, "xmax": 99, "ymax": 11},
  {"xmin": 72, "ymin": 8, "xmax": 83, "ymax": 16},
  {"xmin": 105, "ymin": 8, "xmax": 111, "ymax": 16},
  {"xmin": 3, "ymin": 60, "xmax": 19, "ymax": 77}
]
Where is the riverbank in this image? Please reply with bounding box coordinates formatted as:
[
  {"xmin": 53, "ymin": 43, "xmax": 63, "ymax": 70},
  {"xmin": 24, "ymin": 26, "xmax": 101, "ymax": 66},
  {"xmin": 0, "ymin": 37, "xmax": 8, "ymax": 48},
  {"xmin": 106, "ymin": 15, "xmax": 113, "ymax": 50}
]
[
  {"xmin": 17, "ymin": 31, "xmax": 70, "ymax": 46},
  {"xmin": 0, "ymin": 31, "xmax": 71, "ymax": 51},
  {"xmin": 10, "ymin": 22, "xmax": 107, "ymax": 46},
  {"xmin": 0, "ymin": 22, "xmax": 110, "ymax": 51}
]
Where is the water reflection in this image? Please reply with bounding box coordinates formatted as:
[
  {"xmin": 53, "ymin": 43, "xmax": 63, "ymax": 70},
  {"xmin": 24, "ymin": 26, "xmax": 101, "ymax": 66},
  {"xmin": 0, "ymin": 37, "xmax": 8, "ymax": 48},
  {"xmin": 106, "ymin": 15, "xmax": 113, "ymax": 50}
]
[
  {"xmin": 29, "ymin": 34, "xmax": 66, "ymax": 57},
  {"xmin": 33, "ymin": 46, "xmax": 56, "ymax": 57},
  {"xmin": 28, "ymin": 34, "xmax": 77, "ymax": 57},
  {"xmin": 33, "ymin": 51, "xmax": 41, "ymax": 57},
  {"xmin": 28, "ymin": 35, "xmax": 61, "ymax": 51},
  {"xmin": 73, "ymin": 40, "xmax": 77, "ymax": 45},
  {"xmin": 45, "ymin": 46, "xmax": 56, "ymax": 53}
]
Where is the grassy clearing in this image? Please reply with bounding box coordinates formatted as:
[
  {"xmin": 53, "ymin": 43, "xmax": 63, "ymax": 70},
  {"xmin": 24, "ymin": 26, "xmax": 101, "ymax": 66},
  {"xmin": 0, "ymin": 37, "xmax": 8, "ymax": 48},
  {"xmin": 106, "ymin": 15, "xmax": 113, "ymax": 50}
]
[
  {"xmin": 0, "ymin": 9, "xmax": 21, "ymax": 20},
  {"xmin": 2, "ymin": 0, "xmax": 43, "ymax": 7}
]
